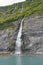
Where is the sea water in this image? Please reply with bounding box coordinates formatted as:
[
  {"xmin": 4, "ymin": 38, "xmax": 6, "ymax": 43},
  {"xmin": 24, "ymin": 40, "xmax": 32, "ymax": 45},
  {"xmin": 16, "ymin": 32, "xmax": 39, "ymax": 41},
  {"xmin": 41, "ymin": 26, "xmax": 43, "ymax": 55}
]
[{"xmin": 0, "ymin": 56, "xmax": 43, "ymax": 65}]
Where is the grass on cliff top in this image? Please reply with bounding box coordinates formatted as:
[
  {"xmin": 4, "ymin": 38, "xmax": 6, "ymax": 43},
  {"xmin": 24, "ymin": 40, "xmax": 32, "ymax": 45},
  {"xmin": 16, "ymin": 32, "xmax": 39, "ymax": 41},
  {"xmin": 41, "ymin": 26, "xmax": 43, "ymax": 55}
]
[{"xmin": 0, "ymin": 0, "xmax": 43, "ymax": 29}]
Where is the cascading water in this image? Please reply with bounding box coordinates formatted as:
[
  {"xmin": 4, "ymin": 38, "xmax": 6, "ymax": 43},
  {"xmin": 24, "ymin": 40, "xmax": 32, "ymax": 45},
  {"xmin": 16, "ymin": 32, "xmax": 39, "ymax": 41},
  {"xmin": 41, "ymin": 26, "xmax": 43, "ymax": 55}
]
[{"xmin": 15, "ymin": 18, "xmax": 24, "ymax": 55}]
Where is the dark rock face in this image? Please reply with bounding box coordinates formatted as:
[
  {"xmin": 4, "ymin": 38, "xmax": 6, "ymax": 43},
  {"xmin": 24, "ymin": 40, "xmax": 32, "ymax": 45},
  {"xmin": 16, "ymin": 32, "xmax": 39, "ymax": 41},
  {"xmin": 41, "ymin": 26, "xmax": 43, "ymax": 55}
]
[
  {"xmin": 0, "ymin": 20, "xmax": 20, "ymax": 51},
  {"xmin": 0, "ymin": 15, "xmax": 43, "ymax": 54},
  {"xmin": 23, "ymin": 15, "xmax": 43, "ymax": 54}
]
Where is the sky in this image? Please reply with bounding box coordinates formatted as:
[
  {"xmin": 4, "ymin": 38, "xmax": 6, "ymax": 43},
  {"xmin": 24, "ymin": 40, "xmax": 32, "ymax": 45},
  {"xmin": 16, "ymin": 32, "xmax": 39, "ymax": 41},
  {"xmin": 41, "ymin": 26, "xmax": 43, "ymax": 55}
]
[{"xmin": 0, "ymin": 0, "xmax": 25, "ymax": 6}]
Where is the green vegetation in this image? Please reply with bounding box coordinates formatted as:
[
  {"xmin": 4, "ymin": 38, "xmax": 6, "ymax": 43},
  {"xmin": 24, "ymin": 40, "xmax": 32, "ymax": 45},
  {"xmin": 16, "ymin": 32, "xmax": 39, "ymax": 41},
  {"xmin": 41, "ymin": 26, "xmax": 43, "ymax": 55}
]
[
  {"xmin": 0, "ymin": 0, "xmax": 43, "ymax": 29},
  {"xmin": 21, "ymin": 43, "xmax": 26, "ymax": 52},
  {"xmin": 8, "ymin": 39, "xmax": 15, "ymax": 51}
]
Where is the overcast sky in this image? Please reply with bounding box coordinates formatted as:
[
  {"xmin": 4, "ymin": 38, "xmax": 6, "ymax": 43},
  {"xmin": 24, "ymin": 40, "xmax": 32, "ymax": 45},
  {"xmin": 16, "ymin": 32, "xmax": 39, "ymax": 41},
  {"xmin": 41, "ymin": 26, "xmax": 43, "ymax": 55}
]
[{"xmin": 0, "ymin": 0, "xmax": 25, "ymax": 6}]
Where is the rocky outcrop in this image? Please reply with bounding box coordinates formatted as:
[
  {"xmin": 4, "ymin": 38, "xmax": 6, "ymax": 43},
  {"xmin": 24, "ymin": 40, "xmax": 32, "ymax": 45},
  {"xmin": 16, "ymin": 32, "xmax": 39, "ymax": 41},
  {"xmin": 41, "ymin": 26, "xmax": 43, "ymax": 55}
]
[
  {"xmin": 23, "ymin": 15, "xmax": 43, "ymax": 54},
  {"xmin": 0, "ymin": 19, "xmax": 20, "ymax": 51},
  {"xmin": 0, "ymin": 15, "xmax": 43, "ymax": 55}
]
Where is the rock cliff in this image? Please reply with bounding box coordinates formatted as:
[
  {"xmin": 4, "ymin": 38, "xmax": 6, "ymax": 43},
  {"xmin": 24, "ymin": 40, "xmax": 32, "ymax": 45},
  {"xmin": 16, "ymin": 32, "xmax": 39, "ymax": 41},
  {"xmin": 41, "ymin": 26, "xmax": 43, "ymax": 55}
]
[
  {"xmin": 0, "ymin": 15, "xmax": 43, "ymax": 55},
  {"xmin": 0, "ymin": 0, "xmax": 43, "ymax": 54},
  {"xmin": 23, "ymin": 15, "xmax": 43, "ymax": 54}
]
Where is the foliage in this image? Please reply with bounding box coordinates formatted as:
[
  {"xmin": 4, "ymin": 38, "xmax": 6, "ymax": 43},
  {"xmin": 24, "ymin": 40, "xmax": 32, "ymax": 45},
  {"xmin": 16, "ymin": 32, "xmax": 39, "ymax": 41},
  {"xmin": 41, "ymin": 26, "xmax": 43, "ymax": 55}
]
[
  {"xmin": 0, "ymin": 0, "xmax": 43, "ymax": 29},
  {"xmin": 8, "ymin": 39, "xmax": 15, "ymax": 51}
]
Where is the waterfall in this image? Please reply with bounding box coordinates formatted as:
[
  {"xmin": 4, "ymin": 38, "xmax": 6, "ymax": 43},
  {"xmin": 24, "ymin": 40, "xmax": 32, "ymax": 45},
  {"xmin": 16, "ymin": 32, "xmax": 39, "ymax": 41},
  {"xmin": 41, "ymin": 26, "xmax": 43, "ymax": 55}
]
[{"xmin": 15, "ymin": 18, "xmax": 24, "ymax": 55}]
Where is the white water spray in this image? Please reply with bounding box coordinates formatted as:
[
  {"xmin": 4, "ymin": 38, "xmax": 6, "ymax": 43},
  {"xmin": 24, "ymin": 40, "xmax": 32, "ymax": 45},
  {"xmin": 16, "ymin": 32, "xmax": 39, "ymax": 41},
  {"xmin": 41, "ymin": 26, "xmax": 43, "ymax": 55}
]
[{"xmin": 15, "ymin": 18, "xmax": 24, "ymax": 55}]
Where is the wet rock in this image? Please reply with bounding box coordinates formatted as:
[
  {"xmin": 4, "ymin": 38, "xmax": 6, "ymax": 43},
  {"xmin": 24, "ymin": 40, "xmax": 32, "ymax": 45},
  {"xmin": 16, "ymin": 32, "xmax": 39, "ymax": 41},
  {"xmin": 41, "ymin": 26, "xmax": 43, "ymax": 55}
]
[
  {"xmin": 0, "ymin": 15, "xmax": 43, "ymax": 54},
  {"xmin": 23, "ymin": 15, "xmax": 43, "ymax": 54},
  {"xmin": 0, "ymin": 20, "xmax": 20, "ymax": 51}
]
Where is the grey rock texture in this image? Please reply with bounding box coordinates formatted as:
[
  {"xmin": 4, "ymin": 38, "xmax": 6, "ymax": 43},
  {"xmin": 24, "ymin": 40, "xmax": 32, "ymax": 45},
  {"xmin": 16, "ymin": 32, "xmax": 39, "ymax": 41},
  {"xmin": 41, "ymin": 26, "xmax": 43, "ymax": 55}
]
[
  {"xmin": 0, "ymin": 15, "xmax": 43, "ymax": 55},
  {"xmin": 23, "ymin": 15, "xmax": 43, "ymax": 54},
  {"xmin": 0, "ymin": 19, "xmax": 20, "ymax": 51}
]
